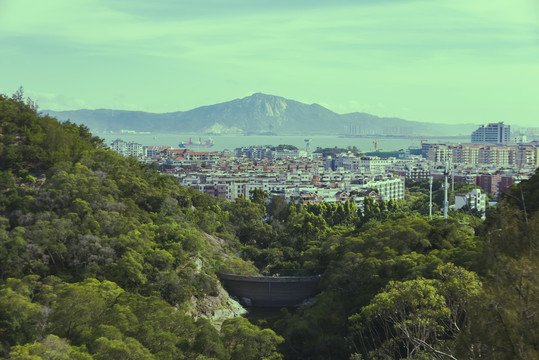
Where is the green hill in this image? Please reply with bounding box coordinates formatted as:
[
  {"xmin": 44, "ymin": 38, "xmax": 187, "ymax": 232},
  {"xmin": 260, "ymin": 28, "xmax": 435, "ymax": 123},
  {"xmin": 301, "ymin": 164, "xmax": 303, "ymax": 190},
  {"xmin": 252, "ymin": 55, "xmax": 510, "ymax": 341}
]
[{"xmin": 0, "ymin": 92, "xmax": 283, "ymax": 359}]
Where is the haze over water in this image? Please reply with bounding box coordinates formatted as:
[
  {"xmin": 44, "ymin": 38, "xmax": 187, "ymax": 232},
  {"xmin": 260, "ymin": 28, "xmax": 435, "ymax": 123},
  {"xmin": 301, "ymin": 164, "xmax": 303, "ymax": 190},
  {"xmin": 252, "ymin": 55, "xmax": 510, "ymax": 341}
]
[{"xmin": 100, "ymin": 133, "xmax": 470, "ymax": 153}]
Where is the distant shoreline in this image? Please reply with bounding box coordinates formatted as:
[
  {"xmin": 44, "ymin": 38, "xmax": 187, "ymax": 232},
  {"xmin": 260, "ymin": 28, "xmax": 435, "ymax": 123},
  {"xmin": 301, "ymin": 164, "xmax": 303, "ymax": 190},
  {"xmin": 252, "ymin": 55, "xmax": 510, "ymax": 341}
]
[{"xmin": 100, "ymin": 133, "xmax": 471, "ymax": 152}]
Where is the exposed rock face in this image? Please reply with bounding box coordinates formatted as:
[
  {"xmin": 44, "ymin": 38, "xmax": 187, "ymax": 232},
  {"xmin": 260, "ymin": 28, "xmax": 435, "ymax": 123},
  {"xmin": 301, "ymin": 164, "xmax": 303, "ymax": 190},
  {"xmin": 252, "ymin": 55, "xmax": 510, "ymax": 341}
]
[
  {"xmin": 248, "ymin": 92, "xmax": 287, "ymax": 117},
  {"xmin": 187, "ymin": 285, "xmax": 247, "ymax": 330},
  {"xmin": 184, "ymin": 236, "xmax": 248, "ymax": 329}
]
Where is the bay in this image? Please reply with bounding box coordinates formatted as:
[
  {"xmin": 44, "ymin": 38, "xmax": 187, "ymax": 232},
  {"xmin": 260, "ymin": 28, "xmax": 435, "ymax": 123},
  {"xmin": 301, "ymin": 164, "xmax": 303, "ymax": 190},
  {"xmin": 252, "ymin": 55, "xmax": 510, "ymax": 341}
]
[{"xmin": 98, "ymin": 132, "xmax": 469, "ymax": 153}]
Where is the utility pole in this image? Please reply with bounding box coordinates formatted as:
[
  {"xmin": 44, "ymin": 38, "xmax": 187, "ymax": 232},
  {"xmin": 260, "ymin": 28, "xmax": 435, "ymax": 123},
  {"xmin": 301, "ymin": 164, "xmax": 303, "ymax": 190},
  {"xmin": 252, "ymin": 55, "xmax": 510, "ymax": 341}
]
[
  {"xmin": 451, "ymin": 161, "xmax": 454, "ymax": 192},
  {"xmin": 443, "ymin": 163, "xmax": 449, "ymax": 219},
  {"xmin": 429, "ymin": 176, "xmax": 433, "ymax": 219}
]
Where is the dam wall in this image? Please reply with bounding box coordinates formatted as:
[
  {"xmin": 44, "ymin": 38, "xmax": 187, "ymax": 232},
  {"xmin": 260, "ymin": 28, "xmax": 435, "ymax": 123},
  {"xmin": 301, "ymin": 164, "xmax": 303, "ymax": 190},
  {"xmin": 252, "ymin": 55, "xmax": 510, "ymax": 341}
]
[{"xmin": 218, "ymin": 273, "xmax": 322, "ymax": 307}]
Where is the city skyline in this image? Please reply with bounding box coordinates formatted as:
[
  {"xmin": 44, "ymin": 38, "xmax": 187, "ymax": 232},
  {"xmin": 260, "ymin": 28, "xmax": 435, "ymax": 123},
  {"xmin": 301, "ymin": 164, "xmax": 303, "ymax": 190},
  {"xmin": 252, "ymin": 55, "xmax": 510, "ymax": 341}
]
[{"xmin": 1, "ymin": 0, "xmax": 538, "ymax": 127}]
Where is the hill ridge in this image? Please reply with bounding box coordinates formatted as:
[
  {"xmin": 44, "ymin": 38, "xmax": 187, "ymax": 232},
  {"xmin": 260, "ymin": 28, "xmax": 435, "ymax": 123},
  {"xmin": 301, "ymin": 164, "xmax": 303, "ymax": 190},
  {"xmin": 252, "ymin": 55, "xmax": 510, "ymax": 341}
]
[{"xmin": 44, "ymin": 93, "xmax": 477, "ymax": 136}]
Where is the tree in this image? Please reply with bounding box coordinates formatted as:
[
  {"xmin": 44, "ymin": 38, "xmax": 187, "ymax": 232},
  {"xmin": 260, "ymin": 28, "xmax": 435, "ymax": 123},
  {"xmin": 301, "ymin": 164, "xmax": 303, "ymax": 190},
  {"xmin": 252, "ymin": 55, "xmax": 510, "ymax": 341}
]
[
  {"xmin": 220, "ymin": 317, "xmax": 284, "ymax": 360},
  {"xmin": 49, "ymin": 279, "xmax": 124, "ymax": 344},
  {"xmin": 350, "ymin": 278, "xmax": 452, "ymax": 359},
  {"xmin": 11, "ymin": 86, "xmax": 25, "ymax": 102},
  {"xmin": 274, "ymin": 144, "xmax": 298, "ymax": 151},
  {"xmin": 357, "ymin": 197, "xmax": 382, "ymax": 228},
  {"xmin": 9, "ymin": 334, "xmax": 93, "ymax": 360},
  {"xmin": 0, "ymin": 170, "xmax": 16, "ymax": 191},
  {"xmin": 432, "ymin": 263, "xmax": 482, "ymax": 336},
  {"xmin": 266, "ymin": 195, "xmax": 289, "ymax": 222},
  {"xmin": 92, "ymin": 336, "xmax": 154, "ymax": 360},
  {"xmin": 0, "ymin": 286, "xmax": 44, "ymax": 350},
  {"xmin": 456, "ymin": 179, "xmax": 539, "ymax": 360},
  {"xmin": 191, "ymin": 318, "xmax": 227, "ymax": 359},
  {"xmin": 249, "ymin": 188, "xmax": 269, "ymax": 207}
]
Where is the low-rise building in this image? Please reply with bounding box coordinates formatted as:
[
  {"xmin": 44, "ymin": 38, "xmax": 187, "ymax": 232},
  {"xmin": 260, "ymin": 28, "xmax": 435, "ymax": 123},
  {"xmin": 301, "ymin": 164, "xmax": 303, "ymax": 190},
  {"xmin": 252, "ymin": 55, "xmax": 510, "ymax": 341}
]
[{"xmin": 455, "ymin": 188, "xmax": 487, "ymax": 217}]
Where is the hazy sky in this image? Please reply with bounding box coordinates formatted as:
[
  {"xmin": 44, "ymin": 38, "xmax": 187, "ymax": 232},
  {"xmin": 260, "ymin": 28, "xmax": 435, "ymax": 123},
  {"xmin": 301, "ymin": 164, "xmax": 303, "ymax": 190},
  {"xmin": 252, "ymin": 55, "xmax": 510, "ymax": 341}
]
[{"xmin": 1, "ymin": 0, "xmax": 538, "ymax": 126}]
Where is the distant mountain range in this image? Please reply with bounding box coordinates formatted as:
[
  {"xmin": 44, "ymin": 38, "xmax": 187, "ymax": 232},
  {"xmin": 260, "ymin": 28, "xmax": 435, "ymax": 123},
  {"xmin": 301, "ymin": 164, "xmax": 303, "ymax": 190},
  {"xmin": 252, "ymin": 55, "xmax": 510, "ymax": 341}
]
[{"xmin": 44, "ymin": 93, "xmax": 477, "ymax": 137}]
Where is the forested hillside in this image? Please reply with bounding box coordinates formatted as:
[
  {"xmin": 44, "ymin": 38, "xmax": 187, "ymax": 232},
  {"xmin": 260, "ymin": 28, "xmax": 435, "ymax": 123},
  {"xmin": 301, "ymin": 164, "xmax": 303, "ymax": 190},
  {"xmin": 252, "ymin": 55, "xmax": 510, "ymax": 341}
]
[
  {"xmin": 1, "ymin": 91, "xmax": 538, "ymax": 359},
  {"xmin": 0, "ymin": 92, "xmax": 284, "ymax": 359}
]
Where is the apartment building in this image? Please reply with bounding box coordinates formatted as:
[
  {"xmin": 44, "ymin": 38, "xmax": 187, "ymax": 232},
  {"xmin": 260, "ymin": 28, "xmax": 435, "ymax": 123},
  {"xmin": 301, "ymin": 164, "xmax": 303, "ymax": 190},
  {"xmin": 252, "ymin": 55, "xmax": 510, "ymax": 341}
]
[
  {"xmin": 110, "ymin": 139, "xmax": 145, "ymax": 157},
  {"xmin": 514, "ymin": 146, "xmax": 538, "ymax": 168},
  {"xmin": 427, "ymin": 145, "xmax": 453, "ymax": 164},
  {"xmin": 360, "ymin": 156, "xmax": 392, "ymax": 174},
  {"xmin": 426, "ymin": 144, "xmax": 538, "ymax": 168},
  {"xmin": 235, "ymin": 147, "xmax": 313, "ymax": 160},
  {"xmin": 358, "ymin": 178, "xmax": 405, "ymax": 201},
  {"xmin": 387, "ymin": 163, "xmax": 431, "ymax": 181}
]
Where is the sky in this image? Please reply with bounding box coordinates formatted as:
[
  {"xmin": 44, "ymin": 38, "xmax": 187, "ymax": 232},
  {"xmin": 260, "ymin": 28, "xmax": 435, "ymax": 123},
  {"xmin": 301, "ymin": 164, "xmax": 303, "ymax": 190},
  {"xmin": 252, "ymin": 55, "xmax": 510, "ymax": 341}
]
[{"xmin": 1, "ymin": 0, "xmax": 538, "ymax": 126}]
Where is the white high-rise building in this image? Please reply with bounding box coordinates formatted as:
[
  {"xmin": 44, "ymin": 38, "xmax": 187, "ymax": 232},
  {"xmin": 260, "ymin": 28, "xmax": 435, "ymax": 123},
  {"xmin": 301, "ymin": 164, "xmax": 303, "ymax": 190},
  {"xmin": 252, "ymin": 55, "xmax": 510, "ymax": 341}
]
[{"xmin": 471, "ymin": 122, "xmax": 510, "ymax": 144}]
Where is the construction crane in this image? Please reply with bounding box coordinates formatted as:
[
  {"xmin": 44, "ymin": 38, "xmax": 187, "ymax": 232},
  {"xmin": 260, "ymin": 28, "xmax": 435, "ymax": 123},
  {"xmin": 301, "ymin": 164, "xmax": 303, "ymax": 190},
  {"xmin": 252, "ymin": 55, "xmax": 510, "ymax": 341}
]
[{"xmin": 373, "ymin": 139, "xmax": 384, "ymax": 152}]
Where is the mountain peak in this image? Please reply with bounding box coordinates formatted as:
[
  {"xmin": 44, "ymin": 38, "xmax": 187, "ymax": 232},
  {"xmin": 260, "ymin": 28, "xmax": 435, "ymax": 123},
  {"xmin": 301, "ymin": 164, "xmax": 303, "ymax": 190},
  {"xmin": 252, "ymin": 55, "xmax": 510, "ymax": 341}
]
[
  {"xmin": 44, "ymin": 94, "xmax": 479, "ymax": 136},
  {"xmin": 235, "ymin": 93, "xmax": 288, "ymax": 118},
  {"xmin": 242, "ymin": 93, "xmax": 284, "ymax": 101},
  {"xmin": 250, "ymin": 92, "xmax": 277, "ymax": 97}
]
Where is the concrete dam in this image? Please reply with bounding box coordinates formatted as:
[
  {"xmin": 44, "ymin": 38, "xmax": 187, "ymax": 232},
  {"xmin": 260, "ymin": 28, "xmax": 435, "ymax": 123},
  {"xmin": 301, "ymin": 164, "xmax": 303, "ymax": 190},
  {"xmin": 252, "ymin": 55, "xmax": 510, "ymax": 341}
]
[{"xmin": 218, "ymin": 273, "xmax": 322, "ymax": 307}]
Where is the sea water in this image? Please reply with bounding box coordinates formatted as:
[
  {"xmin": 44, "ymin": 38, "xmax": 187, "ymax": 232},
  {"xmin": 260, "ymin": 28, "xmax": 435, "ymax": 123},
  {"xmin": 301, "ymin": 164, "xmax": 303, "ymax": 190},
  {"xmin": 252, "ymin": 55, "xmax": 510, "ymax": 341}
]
[{"xmin": 98, "ymin": 133, "xmax": 469, "ymax": 153}]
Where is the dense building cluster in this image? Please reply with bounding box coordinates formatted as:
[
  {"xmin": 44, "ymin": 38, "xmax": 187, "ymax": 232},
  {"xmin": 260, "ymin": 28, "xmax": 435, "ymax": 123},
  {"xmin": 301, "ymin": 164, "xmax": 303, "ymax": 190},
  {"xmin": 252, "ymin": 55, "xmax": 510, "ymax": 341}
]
[{"xmin": 109, "ymin": 122, "xmax": 538, "ymax": 211}]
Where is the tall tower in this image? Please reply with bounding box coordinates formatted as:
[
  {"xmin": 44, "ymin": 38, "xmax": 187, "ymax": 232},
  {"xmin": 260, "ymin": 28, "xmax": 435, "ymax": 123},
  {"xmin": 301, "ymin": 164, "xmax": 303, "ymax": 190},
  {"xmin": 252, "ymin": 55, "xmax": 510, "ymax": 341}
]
[
  {"xmin": 443, "ymin": 163, "xmax": 449, "ymax": 219},
  {"xmin": 305, "ymin": 138, "xmax": 312, "ymax": 153},
  {"xmin": 429, "ymin": 176, "xmax": 433, "ymax": 219}
]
